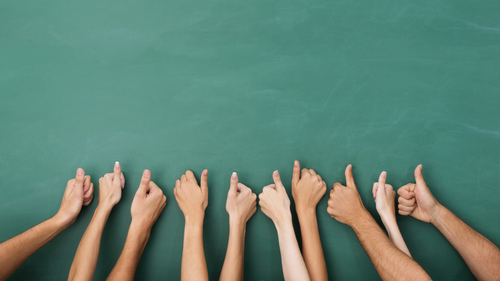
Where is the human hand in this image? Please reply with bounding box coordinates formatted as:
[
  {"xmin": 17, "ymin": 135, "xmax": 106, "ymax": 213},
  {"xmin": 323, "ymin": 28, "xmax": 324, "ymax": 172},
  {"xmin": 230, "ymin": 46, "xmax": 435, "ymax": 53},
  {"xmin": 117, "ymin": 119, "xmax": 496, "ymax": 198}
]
[
  {"xmin": 291, "ymin": 161, "xmax": 327, "ymax": 214},
  {"xmin": 259, "ymin": 171, "xmax": 292, "ymax": 229},
  {"xmin": 397, "ymin": 165, "xmax": 440, "ymax": 223},
  {"xmin": 130, "ymin": 169, "xmax": 166, "ymax": 232},
  {"xmin": 372, "ymin": 171, "xmax": 396, "ymax": 219},
  {"xmin": 173, "ymin": 170, "xmax": 208, "ymax": 224},
  {"xmin": 327, "ymin": 165, "xmax": 369, "ymax": 227},
  {"xmin": 55, "ymin": 168, "xmax": 94, "ymax": 226},
  {"xmin": 226, "ymin": 172, "xmax": 257, "ymax": 226},
  {"xmin": 98, "ymin": 162, "xmax": 125, "ymax": 209}
]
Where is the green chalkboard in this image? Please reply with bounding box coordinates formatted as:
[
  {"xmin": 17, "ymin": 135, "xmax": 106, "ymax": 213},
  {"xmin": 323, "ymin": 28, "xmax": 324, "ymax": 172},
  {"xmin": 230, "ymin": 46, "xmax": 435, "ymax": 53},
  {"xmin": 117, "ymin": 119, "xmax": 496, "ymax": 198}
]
[{"xmin": 1, "ymin": 0, "xmax": 499, "ymax": 280}]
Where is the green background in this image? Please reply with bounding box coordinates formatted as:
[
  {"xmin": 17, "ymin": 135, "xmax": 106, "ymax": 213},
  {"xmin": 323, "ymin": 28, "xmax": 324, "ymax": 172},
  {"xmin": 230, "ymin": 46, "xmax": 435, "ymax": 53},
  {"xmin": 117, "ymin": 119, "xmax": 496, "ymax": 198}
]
[{"xmin": 1, "ymin": 0, "xmax": 499, "ymax": 280}]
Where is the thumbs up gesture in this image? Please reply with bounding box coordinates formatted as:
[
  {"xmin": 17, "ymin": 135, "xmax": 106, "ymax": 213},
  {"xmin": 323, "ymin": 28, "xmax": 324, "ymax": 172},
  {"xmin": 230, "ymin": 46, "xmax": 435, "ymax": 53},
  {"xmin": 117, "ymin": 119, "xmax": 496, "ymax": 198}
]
[
  {"xmin": 259, "ymin": 171, "xmax": 292, "ymax": 228},
  {"xmin": 397, "ymin": 165, "xmax": 440, "ymax": 223},
  {"xmin": 226, "ymin": 172, "xmax": 257, "ymax": 226},
  {"xmin": 327, "ymin": 165, "xmax": 368, "ymax": 227},
  {"xmin": 130, "ymin": 170, "xmax": 166, "ymax": 232}
]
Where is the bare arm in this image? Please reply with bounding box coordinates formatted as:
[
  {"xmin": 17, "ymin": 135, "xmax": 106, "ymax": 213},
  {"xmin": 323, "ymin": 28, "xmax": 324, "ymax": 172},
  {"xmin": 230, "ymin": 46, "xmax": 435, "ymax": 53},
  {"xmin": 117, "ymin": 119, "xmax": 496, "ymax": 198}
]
[
  {"xmin": 431, "ymin": 205, "xmax": 500, "ymax": 280},
  {"xmin": 0, "ymin": 168, "xmax": 93, "ymax": 281},
  {"xmin": 107, "ymin": 169, "xmax": 166, "ymax": 281},
  {"xmin": 276, "ymin": 219, "xmax": 311, "ymax": 281},
  {"xmin": 259, "ymin": 170, "xmax": 310, "ymax": 281},
  {"xmin": 373, "ymin": 172, "xmax": 411, "ymax": 257},
  {"xmin": 352, "ymin": 211, "xmax": 429, "ymax": 280},
  {"xmin": 398, "ymin": 165, "xmax": 500, "ymax": 280},
  {"xmin": 174, "ymin": 170, "xmax": 209, "ymax": 281},
  {"xmin": 68, "ymin": 162, "xmax": 124, "ymax": 281},
  {"xmin": 328, "ymin": 165, "xmax": 429, "ymax": 281},
  {"xmin": 0, "ymin": 216, "xmax": 67, "ymax": 281},
  {"xmin": 106, "ymin": 227, "xmax": 149, "ymax": 281},
  {"xmin": 219, "ymin": 173, "xmax": 257, "ymax": 281},
  {"xmin": 292, "ymin": 161, "xmax": 328, "ymax": 281}
]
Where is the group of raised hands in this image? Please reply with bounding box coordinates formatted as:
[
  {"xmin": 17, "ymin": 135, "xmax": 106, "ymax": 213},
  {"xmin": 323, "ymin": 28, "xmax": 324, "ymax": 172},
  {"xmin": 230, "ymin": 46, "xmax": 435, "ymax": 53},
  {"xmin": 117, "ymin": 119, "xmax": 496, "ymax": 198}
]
[{"xmin": 1, "ymin": 161, "xmax": 500, "ymax": 281}]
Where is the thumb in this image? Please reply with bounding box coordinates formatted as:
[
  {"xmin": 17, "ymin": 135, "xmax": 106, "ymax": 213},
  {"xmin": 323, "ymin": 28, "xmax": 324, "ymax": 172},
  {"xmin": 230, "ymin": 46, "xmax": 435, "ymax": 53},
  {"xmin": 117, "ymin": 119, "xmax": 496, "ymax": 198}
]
[
  {"xmin": 229, "ymin": 172, "xmax": 238, "ymax": 193},
  {"xmin": 345, "ymin": 164, "xmax": 356, "ymax": 189},
  {"xmin": 200, "ymin": 169, "xmax": 208, "ymax": 194},
  {"xmin": 291, "ymin": 160, "xmax": 300, "ymax": 189},
  {"xmin": 272, "ymin": 170, "xmax": 285, "ymax": 190},
  {"xmin": 377, "ymin": 171, "xmax": 387, "ymax": 197},
  {"xmin": 414, "ymin": 164, "xmax": 426, "ymax": 187},
  {"xmin": 138, "ymin": 169, "xmax": 151, "ymax": 194},
  {"xmin": 74, "ymin": 168, "xmax": 85, "ymax": 194},
  {"xmin": 113, "ymin": 162, "xmax": 122, "ymax": 188}
]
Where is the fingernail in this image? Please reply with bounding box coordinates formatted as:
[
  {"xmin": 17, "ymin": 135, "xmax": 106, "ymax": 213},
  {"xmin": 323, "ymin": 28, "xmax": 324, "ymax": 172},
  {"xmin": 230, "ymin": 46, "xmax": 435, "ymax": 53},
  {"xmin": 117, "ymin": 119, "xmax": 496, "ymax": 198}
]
[
  {"xmin": 294, "ymin": 160, "xmax": 299, "ymax": 167},
  {"xmin": 232, "ymin": 172, "xmax": 237, "ymax": 179},
  {"xmin": 77, "ymin": 168, "xmax": 83, "ymax": 176},
  {"xmin": 143, "ymin": 170, "xmax": 150, "ymax": 177},
  {"xmin": 203, "ymin": 169, "xmax": 208, "ymax": 176},
  {"xmin": 273, "ymin": 170, "xmax": 278, "ymax": 177},
  {"xmin": 115, "ymin": 161, "xmax": 120, "ymax": 169},
  {"xmin": 382, "ymin": 171, "xmax": 386, "ymax": 177}
]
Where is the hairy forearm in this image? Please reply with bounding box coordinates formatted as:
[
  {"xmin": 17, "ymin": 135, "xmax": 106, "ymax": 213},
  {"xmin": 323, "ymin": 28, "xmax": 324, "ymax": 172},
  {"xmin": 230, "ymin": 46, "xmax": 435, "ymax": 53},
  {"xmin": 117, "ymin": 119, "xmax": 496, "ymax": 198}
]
[
  {"xmin": 106, "ymin": 223, "xmax": 150, "ymax": 281},
  {"xmin": 0, "ymin": 216, "xmax": 67, "ymax": 281},
  {"xmin": 352, "ymin": 211, "xmax": 430, "ymax": 281},
  {"xmin": 181, "ymin": 219, "xmax": 208, "ymax": 281},
  {"xmin": 68, "ymin": 205, "xmax": 112, "ymax": 281},
  {"xmin": 379, "ymin": 213, "xmax": 411, "ymax": 257},
  {"xmin": 432, "ymin": 204, "xmax": 500, "ymax": 281},
  {"xmin": 276, "ymin": 220, "xmax": 311, "ymax": 281},
  {"xmin": 297, "ymin": 209, "xmax": 328, "ymax": 281},
  {"xmin": 219, "ymin": 220, "xmax": 246, "ymax": 281}
]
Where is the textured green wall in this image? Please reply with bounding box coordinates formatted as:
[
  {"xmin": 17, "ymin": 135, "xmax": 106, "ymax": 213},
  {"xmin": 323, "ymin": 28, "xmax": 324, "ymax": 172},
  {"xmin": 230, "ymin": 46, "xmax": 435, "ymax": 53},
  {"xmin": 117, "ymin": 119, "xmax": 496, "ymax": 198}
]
[{"xmin": 1, "ymin": 0, "xmax": 499, "ymax": 280}]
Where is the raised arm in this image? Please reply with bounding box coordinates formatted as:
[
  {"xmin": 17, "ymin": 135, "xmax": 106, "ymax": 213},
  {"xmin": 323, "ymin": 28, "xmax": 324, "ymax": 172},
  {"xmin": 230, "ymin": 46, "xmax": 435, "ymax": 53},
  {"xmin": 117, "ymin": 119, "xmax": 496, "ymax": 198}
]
[
  {"xmin": 174, "ymin": 170, "xmax": 209, "ymax": 281},
  {"xmin": 219, "ymin": 172, "xmax": 257, "ymax": 281},
  {"xmin": 68, "ymin": 162, "xmax": 125, "ymax": 281},
  {"xmin": 106, "ymin": 169, "xmax": 166, "ymax": 281},
  {"xmin": 372, "ymin": 171, "xmax": 411, "ymax": 257},
  {"xmin": 259, "ymin": 170, "xmax": 310, "ymax": 281},
  {"xmin": 291, "ymin": 161, "xmax": 328, "ymax": 281},
  {"xmin": 0, "ymin": 168, "xmax": 93, "ymax": 281},
  {"xmin": 398, "ymin": 165, "xmax": 500, "ymax": 280},
  {"xmin": 327, "ymin": 165, "xmax": 430, "ymax": 281}
]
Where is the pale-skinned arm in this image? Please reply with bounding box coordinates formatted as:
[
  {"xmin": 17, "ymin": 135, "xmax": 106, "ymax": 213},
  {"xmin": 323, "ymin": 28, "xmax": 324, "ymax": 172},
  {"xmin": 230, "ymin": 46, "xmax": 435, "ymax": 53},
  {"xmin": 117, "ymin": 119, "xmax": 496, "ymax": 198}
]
[
  {"xmin": 327, "ymin": 165, "xmax": 430, "ymax": 281},
  {"xmin": 219, "ymin": 172, "xmax": 257, "ymax": 281},
  {"xmin": 106, "ymin": 169, "xmax": 166, "ymax": 281},
  {"xmin": 398, "ymin": 165, "xmax": 500, "ymax": 280},
  {"xmin": 174, "ymin": 170, "xmax": 209, "ymax": 281},
  {"xmin": 0, "ymin": 168, "xmax": 93, "ymax": 281},
  {"xmin": 259, "ymin": 171, "xmax": 311, "ymax": 281},
  {"xmin": 291, "ymin": 161, "xmax": 328, "ymax": 281},
  {"xmin": 372, "ymin": 171, "xmax": 411, "ymax": 257},
  {"xmin": 68, "ymin": 162, "xmax": 125, "ymax": 281}
]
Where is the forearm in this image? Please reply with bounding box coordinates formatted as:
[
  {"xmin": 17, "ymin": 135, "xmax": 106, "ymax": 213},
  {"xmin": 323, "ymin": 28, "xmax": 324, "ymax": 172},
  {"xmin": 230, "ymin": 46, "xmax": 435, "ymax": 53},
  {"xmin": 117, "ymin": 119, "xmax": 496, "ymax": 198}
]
[
  {"xmin": 276, "ymin": 220, "xmax": 311, "ymax": 281},
  {"xmin": 379, "ymin": 214, "xmax": 411, "ymax": 257},
  {"xmin": 106, "ymin": 223, "xmax": 150, "ymax": 281},
  {"xmin": 297, "ymin": 209, "xmax": 328, "ymax": 281},
  {"xmin": 0, "ymin": 217, "xmax": 67, "ymax": 281},
  {"xmin": 68, "ymin": 204, "xmax": 112, "ymax": 281},
  {"xmin": 219, "ymin": 220, "xmax": 246, "ymax": 281},
  {"xmin": 352, "ymin": 211, "xmax": 430, "ymax": 281},
  {"xmin": 181, "ymin": 219, "xmax": 208, "ymax": 281},
  {"xmin": 432, "ymin": 204, "xmax": 500, "ymax": 280}
]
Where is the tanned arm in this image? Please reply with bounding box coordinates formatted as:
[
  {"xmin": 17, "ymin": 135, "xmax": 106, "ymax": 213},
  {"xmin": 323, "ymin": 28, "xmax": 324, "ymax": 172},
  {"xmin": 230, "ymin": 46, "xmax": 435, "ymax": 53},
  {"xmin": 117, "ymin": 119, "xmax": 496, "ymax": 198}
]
[{"xmin": 0, "ymin": 168, "xmax": 93, "ymax": 281}]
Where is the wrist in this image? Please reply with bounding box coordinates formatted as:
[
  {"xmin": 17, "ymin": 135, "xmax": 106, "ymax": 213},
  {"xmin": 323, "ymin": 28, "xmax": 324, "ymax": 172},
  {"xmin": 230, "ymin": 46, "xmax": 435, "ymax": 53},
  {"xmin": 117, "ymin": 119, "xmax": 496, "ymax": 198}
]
[
  {"xmin": 229, "ymin": 216, "xmax": 247, "ymax": 231},
  {"xmin": 430, "ymin": 203, "xmax": 445, "ymax": 226},
  {"xmin": 50, "ymin": 214, "xmax": 72, "ymax": 230},
  {"xmin": 185, "ymin": 214, "xmax": 205, "ymax": 228},
  {"xmin": 274, "ymin": 215, "xmax": 293, "ymax": 232},
  {"xmin": 130, "ymin": 219, "xmax": 153, "ymax": 236},
  {"xmin": 296, "ymin": 206, "xmax": 317, "ymax": 218},
  {"xmin": 349, "ymin": 209, "xmax": 373, "ymax": 231}
]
